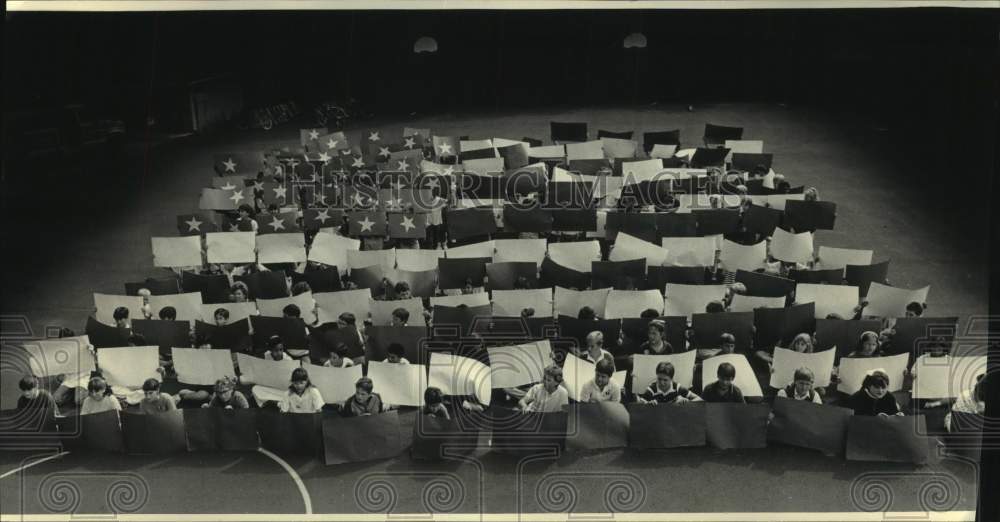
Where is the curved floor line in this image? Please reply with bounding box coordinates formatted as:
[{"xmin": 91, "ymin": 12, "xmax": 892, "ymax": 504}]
[
  {"xmin": 0, "ymin": 451, "xmax": 69, "ymax": 480},
  {"xmin": 256, "ymin": 447, "xmax": 313, "ymax": 515}
]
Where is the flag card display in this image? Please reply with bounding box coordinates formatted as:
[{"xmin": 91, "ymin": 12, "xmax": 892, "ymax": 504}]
[
  {"xmin": 199, "ymin": 187, "xmax": 243, "ymax": 211},
  {"xmin": 387, "ymin": 212, "xmax": 427, "ymax": 239},
  {"xmin": 702, "ymin": 354, "xmax": 762, "ymax": 397},
  {"xmin": 705, "ymin": 403, "xmax": 770, "ymax": 449},
  {"xmin": 605, "ymin": 289, "xmax": 664, "ymax": 319},
  {"xmin": 783, "ymin": 200, "xmax": 837, "ymax": 231},
  {"xmin": 171, "ymin": 348, "xmax": 236, "ymax": 386},
  {"xmin": 662, "ymin": 284, "xmax": 728, "ymax": 318},
  {"xmin": 301, "ymin": 362, "xmax": 362, "ymax": 404},
  {"xmin": 206, "ymin": 232, "xmax": 256, "ymax": 264},
  {"xmin": 719, "ymin": 240, "xmax": 767, "ymax": 273},
  {"xmin": 845, "ymin": 260, "xmax": 891, "ymax": 298},
  {"xmin": 794, "ymin": 284, "xmax": 860, "ymax": 319},
  {"xmin": 767, "ymin": 398, "xmax": 852, "ymax": 456},
  {"xmin": 364, "ymin": 361, "xmax": 425, "ymax": 407},
  {"xmin": 487, "ymin": 341, "xmax": 553, "ymax": 389},
  {"xmin": 864, "ymin": 282, "xmax": 930, "ymax": 318},
  {"xmin": 152, "ymin": 236, "xmax": 202, "ymax": 267},
  {"xmin": 631, "ymin": 350, "xmax": 697, "ymax": 393},
  {"xmin": 347, "ymin": 210, "xmax": 387, "ymax": 236},
  {"xmin": 817, "ymin": 247, "xmax": 873, "ymax": 271},
  {"xmin": 846, "ymin": 415, "xmax": 928, "ymax": 464},
  {"xmin": 837, "ymin": 353, "xmax": 909, "ymax": 395},
  {"xmin": 177, "ymin": 213, "xmax": 216, "ymax": 236},
  {"xmin": 553, "ymin": 287, "xmax": 610, "ymax": 318},
  {"xmin": 97, "ymin": 346, "xmax": 161, "ymax": 388},
  {"xmin": 428, "ymin": 352, "xmax": 492, "ymax": 405},
  {"xmin": 770, "ymin": 347, "xmax": 836, "ymax": 388},
  {"xmin": 627, "ymin": 403, "xmax": 707, "ymax": 449},
  {"xmin": 566, "ymin": 402, "xmax": 630, "ymax": 452},
  {"xmin": 912, "ymin": 355, "xmax": 987, "ymax": 399},
  {"xmin": 770, "ymin": 228, "xmax": 814, "ymax": 264}
]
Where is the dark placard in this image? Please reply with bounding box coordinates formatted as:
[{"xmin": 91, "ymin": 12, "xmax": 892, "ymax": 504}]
[
  {"xmin": 85, "ymin": 316, "xmax": 130, "ymax": 349},
  {"xmin": 183, "ymin": 407, "xmax": 259, "ymax": 452},
  {"xmin": 63, "ymin": 411, "xmax": 124, "ymax": 453},
  {"xmin": 550, "ymin": 208, "xmax": 598, "ymax": 232},
  {"xmin": 646, "ymin": 266, "xmax": 708, "ymax": 290},
  {"xmin": 322, "ymin": 411, "xmax": 404, "ymax": 465},
  {"xmin": 691, "ymin": 312, "xmax": 754, "ymax": 354},
  {"xmin": 844, "ymin": 260, "xmax": 890, "ymax": 298},
  {"xmin": 767, "ymin": 397, "xmax": 853, "ymax": 456},
  {"xmin": 194, "ymin": 319, "xmax": 252, "ymax": 353},
  {"xmin": 251, "ymin": 316, "xmax": 310, "ymax": 353},
  {"xmin": 488, "ymin": 407, "xmax": 568, "ymax": 454},
  {"xmin": 592, "ymin": 259, "xmax": 646, "ymax": 290},
  {"xmin": 132, "ymin": 319, "xmax": 192, "ymax": 357},
  {"xmin": 236, "ymin": 270, "xmax": 290, "ymax": 300},
  {"xmin": 486, "ymin": 262, "xmax": 539, "ymax": 291},
  {"xmin": 627, "ymin": 402, "xmax": 706, "ymax": 449},
  {"xmin": 257, "ymin": 410, "xmax": 323, "ymax": 456},
  {"xmin": 551, "ymin": 121, "xmax": 588, "ymax": 142},
  {"xmin": 783, "ymin": 200, "xmax": 837, "ymax": 231},
  {"xmin": 556, "ymin": 317, "xmax": 623, "ymax": 357},
  {"xmin": 788, "ymin": 268, "xmax": 845, "ymax": 285},
  {"xmin": 437, "ymin": 257, "xmax": 490, "ymax": 290},
  {"xmin": 704, "ymin": 403, "xmax": 770, "ymax": 449},
  {"xmin": 181, "ymin": 272, "xmax": 231, "ymax": 304},
  {"xmin": 122, "ymin": 410, "xmax": 187, "ymax": 455},
  {"xmin": 814, "ymin": 319, "xmax": 883, "ymax": 361},
  {"xmin": 410, "ymin": 413, "xmax": 480, "ymax": 460},
  {"xmin": 889, "ymin": 317, "xmax": 958, "ymax": 357},
  {"xmin": 566, "ymin": 401, "xmax": 630, "ymax": 452},
  {"xmin": 741, "ymin": 205, "xmax": 783, "ymax": 237},
  {"xmin": 655, "ymin": 213, "xmax": 699, "ymax": 238},
  {"xmin": 694, "ymin": 209, "xmax": 742, "ymax": 236},
  {"xmin": 754, "ymin": 302, "xmax": 816, "ymax": 349},
  {"xmin": 445, "ymin": 208, "xmax": 498, "ymax": 241},
  {"xmin": 539, "ymin": 258, "xmax": 590, "ymax": 291},
  {"xmin": 365, "ymin": 326, "xmax": 427, "ymax": 364},
  {"xmin": 736, "ymin": 270, "xmax": 796, "ymax": 298},
  {"xmin": 845, "ymin": 415, "xmax": 929, "ymax": 464},
  {"xmin": 503, "ymin": 205, "xmax": 554, "ymax": 233},
  {"xmin": 431, "ymin": 305, "xmax": 493, "ymax": 340},
  {"xmin": 291, "ymin": 267, "xmax": 342, "ymax": 293}
]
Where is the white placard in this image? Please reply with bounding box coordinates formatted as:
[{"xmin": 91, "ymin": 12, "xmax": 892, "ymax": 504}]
[
  {"xmin": 661, "ymin": 236, "xmax": 718, "ymax": 267},
  {"xmin": 314, "ymin": 289, "xmax": 373, "ymax": 325},
  {"xmin": 446, "ymin": 241, "xmax": 495, "ymax": 259},
  {"xmin": 605, "ymin": 290, "xmax": 664, "ymax": 319},
  {"xmin": 21, "ymin": 336, "xmax": 95, "ymax": 378},
  {"xmin": 370, "ymin": 297, "xmax": 425, "ymax": 326},
  {"xmin": 912, "ymin": 355, "xmax": 987, "ymax": 399},
  {"xmin": 865, "ymin": 283, "xmax": 931, "ymax": 318},
  {"xmin": 491, "ymin": 288, "xmax": 554, "ymax": 318},
  {"xmin": 152, "ymin": 236, "xmax": 202, "ymax": 268},
  {"xmin": 770, "ymin": 347, "xmax": 836, "ymax": 388},
  {"xmin": 206, "ymin": 232, "xmax": 256, "ymax": 264},
  {"xmin": 662, "ymin": 284, "xmax": 728, "ymax": 318},
  {"xmin": 93, "ymin": 293, "xmax": 145, "ymax": 326},
  {"xmin": 770, "ymin": 229, "xmax": 814, "ymax": 264},
  {"xmin": 235, "ymin": 352, "xmax": 300, "ymax": 389},
  {"xmin": 97, "ymin": 346, "xmax": 161, "ymax": 388},
  {"xmin": 256, "ymin": 292, "xmax": 315, "ymax": 319},
  {"xmin": 303, "ymin": 362, "xmax": 364, "ymax": 404},
  {"xmin": 396, "ymin": 249, "xmax": 446, "ymax": 272},
  {"xmin": 257, "ymin": 233, "xmax": 307, "ymax": 264},
  {"xmin": 631, "ymin": 350, "xmax": 697, "ymax": 394},
  {"xmin": 347, "ymin": 248, "xmax": 397, "ymax": 272},
  {"xmin": 148, "ymin": 292, "xmax": 204, "ymax": 322},
  {"xmin": 719, "ymin": 240, "xmax": 768, "ymax": 273},
  {"xmin": 553, "ymin": 287, "xmax": 611, "ymax": 318},
  {"xmin": 837, "ymin": 353, "xmax": 909, "ymax": 394},
  {"xmin": 611, "ymin": 232, "xmax": 668, "ymax": 267},
  {"xmin": 308, "ymin": 232, "xmax": 360, "ymax": 269},
  {"xmin": 493, "ymin": 239, "xmax": 547, "ymax": 267},
  {"xmin": 488, "ymin": 341, "xmax": 553, "ymax": 389},
  {"xmin": 548, "ymin": 241, "xmax": 602, "ymax": 273},
  {"xmin": 200, "ymin": 302, "xmax": 258, "ymax": 324},
  {"xmin": 427, "ymin": 352, "xmax": 492, "ymax": 406},
  {"xmin": 172, "ymin": 348, "xmax": 236, "ymax": 385},
  {"xmin": 817, "ymin": 246, "xmax": 873, "ymax": 271},
  {"xmin": 794, "ymin": 284, "xmax": 860, "ymax": 319},
  {"xmin": 728, "ymin": 294, "xmax": 786, "ymax": 313},
  {"xmin": 702, "ymin": 354, "xmax": 763, "ymax": 397}
]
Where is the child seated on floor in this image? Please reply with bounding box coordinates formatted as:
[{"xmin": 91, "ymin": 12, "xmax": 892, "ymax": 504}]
[
  {"xmin": 422, "ymin": 386, "xmax": 450, "ymax": 420},
  {"xmin": 519, "ymin": 365, "xmax": 569, "ymax": 413},
  {"xmin": 578, "ymin": 359, "xmax": 623, "ymax": 403},
  {"xmin": 941, "ymin": 373, "xmax": 988, "ymax": 433},
  {"xmin": 701, "ymin": 362, "xmax": 745, "ymax": 403},
  {"xmin": 323, "ymin": 343, "xmax": 354, "ymax": 368},
  {"xmin": 637, "ymin": 362, "xmax": 701, "ymax": 405},
  {"xmin": 776, "ymin": 367, "xmax": 823, "ymax": 404},
  {"xmin": 386, "ymin": 343, "xmax": 410, "ymax": 364},
  {"xmin": 845, "ymin": 331, "xmax": 884, "ymax": 358},
  {"xmin": 80, "ymin": 376, "xmax": 122, "ymax": 416},
  {"xmin": 279, "ymin": 367, "xmax": 324, "ymax": 414},
  {"xmin": 264, "ymin": 335, "xmax": 292, "ymax": 361},
  {"xmin": 139, "ymin": 378, "xmax": 177, "ymax": 414},
  {"xmin": 202, "ymin": 378, "xmax": 250, "ymax": 409},
  {"xmin": 213, "ymin": 308, "xmax": 230, "ymax": 326},
  {"xmin": 342, "ymin": 376, "xmax": 384, "ymax": 417},
  {"xmin": 697, "ymin": 332, "xmax": 736, "ymax": 362},
  {"xmin": 16, "ymin": 375, "xmax": 57, "ymax": 419},
  {"xmin": 849, "ymin": 370, "xmax": 903, "ymax": 417},
  {"xmin": 390, "ymin": 307, "xmax": 410, "ymax": 327},
  {"xmin": 640, "ymin": 320, "xmax": 675, "ymax": 355}
]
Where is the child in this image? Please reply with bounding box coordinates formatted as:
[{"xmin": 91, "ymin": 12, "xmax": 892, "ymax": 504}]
[
  {"xmin": 279, "ymin": 367, "xmax": 324, "ymax": 413},
  {"xmin": 788, "ymin": 333, "xmax": 815, "ymax": 353},
  {"xmin": 578, "ymin": 359, "xmax": 622, "ymax": 403},
  {"xmin": 519, "ymin": 365, "xmax": 569, "ymax": 413},
  {"xmin": 390, "ymin": 308, "xmax": 410, "ymax": 327},
  {"xmin": 698, "ymin": 332, "xmax": 736, "ymax": 361},
  {"xmin": 846, "ymin": 331, "xmax": 883, "ymax": 358},
  {"xmin": 638, "ymin": 362, "xmax": 701, "ymax": 404},
  {"xmin": 202, "ymin": 378, "xmax": 250, "ymax": 409},
  {"xmin": 849, "ymin": 370, "xmax": 903, "ymax": 416},
  {"xmin": 264, "ymin": 335, "xmax": 291, "ymax": 361},
  {"xmin": 213, "ymin": 308, "xmax": 230, "ymax": 326},
  {"xmin": 139, "ymin": 378, "xmax": 177, "ymax": 414},
  {"xmin": 640, "ymin": 320, "xmax": 674, "ymax": 355},
  {"xmin": 79, "ymin": 376, "xmax": 121, "ymax": 415},
  {"xmin": 323, "ymin": 343, "xmax": 355, "ymax": 368},
  {"xmin": 577, "ymin": 306, "xmax": 598, "ymax": 322},
  {"xmin": 16, "ymin": 375, "xmax": 57, "ymax": 416},
  {"xmin": 158, "ymin": 306, "xmax": 177, "ymax": 321},
  {"xmin": 942, "ymin": 373, "xmax": 988, "ymax": 432},
  {"xmin": 905, "ymin": 301, "xmax": 927, "ymax": 318},
  {"xmin": 113, "ymin": 306, "xmax": 131, "ymax": 329},
  {"xmin": 342, "ymin": 376, "xmax": 384, "ymax": 417},
  {"xmin": 700, "ymin": 362, "xmax": 745, "ymax": 403},
  {"xmin": 137, "ymin": 288, "xmax": 153, "ymax": 319},
  {"xmin": 230, "ymin": 282, "xmax": 250, "ymax": 303},
  {"xmin": 776, "ymin": 367, "xmax": 823, "ymax": 404},
  {"xmin": 394, "ymin": 282, "xmax": 413, "ymax": 300},
  {"xmin": 386, "ymin": 343, "xmax": 410, "ymax": 364},
  {"xmin": 422, "ymin": 386, "xmax": 450, "ymax": 419},
  {"xmin": 578, "ymin": 331, "xmax": 614, "ymax": 365}
]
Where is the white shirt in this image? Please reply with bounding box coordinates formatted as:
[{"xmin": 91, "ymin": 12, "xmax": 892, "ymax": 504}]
[
  {"xmin": 776, "ymin": 387, "xmax": 822, "ymax": 404},
  {"xmin": 523, "ymin": 383, "xmax": 569, "ymax": 413},
  {"xmin": 579, "ymin": 378, "xmax": 622, "ymax": 403},
  {"xmin": 279, "ymin": 387, "xmax": 324, "ymax": 413}
]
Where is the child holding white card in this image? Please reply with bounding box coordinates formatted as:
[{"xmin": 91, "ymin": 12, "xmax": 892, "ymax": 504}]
[
  {"xmin": 279, "ymin": 367, "xmax": 324, "ymax": 413},
  {"xmin": 519, "ymin": 365, "xmax": 569, "ymax": 413},
  {"xmin": 776, "ymin": 367, "xmax": 823, "ymax": 404},
  {"xmin": 701, "ymin": 362, "xmax": 745, "ymax": 403},
  {"xmin": 342, "ymin": 376, "xmax": 384, "ymax": 417},
  {"xmin": 849, "ymin": 370, "xmax": 903, "ymax": 417},
  {"xmin": 637, "ymin": 362, "xmax": 701, "ymax": 404},
  {"xmin": 579, "ymin": 359, "xmax": 623, "ymax": 403}
]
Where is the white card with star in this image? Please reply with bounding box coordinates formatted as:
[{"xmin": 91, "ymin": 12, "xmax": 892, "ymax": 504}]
[
  {"xmin": 256, "ymin": 233, "xmax": 307, "ymax": 264},
  {"xmin": 151, "ymin": 236, "xmax": 202, "ymax": 267},
  {"xmin": 206, "ymin": 232, "xmax": 256, "ymax": 264}
]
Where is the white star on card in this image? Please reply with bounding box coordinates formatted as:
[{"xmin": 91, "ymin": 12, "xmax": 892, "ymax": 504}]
[
  {"xmin": 358, "ymin": 216, "xmax": 375, "ymax": 232},
  {"xmin": 424, "ymin": 177, "xmax": 440, "ymax": 189},
  {"xmin": 438, "ymin": 143, "xmax": 453, "ymax": 155},
  {"xmin": 352, "ymin": 157, "xmax": 365, "ymax": 168},
  {"xmin": 309, "ymin": 130, "xmax": 320, "ymax": 140},
  {"xmin": 269, "ymin": 216, "xmax": 286, "ymax": 231},
  {"xmin": 353, "ymin": 193, "xmax": 367, "ymax": 206},
  {"xmin": 326, "ymin": 138, "xmax": 339, "ymax": 149},
  {"xmin": 404, "ymin": 137, "xmax": 416, "ymax": 149},
  {"xmin": 368, "ymin": 131, "xmax": 381, "ymax": 142},
  {"xmin": 314, "ymin": 209, "xmax": 331, "ymax": 224},
  {"xmin": 396, "ymin": 159, "xmax": 409, "ymax": 170},
  {"xmin": 274, "ymin": 186, "xmax": 288, "ymax": 199},
  {"xmin": 222, "ymin": 158, "xmax": 237, "ymax": 172},
  {"xmin": 229, "ymin": 190, "xmax": 244, "ymax": 204},
  {"xmin": 442, "ymin": 166, "xmax": 455, "ymax": 176},
  {"xmin": 401, "ymin": 215, "xmax": 416, "ymax": 232},
  {"xmin": 318, "ymin": 152, "xmax": 331, "ymax": 163},
  {"xmin": 185, "ymin": 217, "xmax": 202, "ymax": 232},
  {"xmin": 378, "ymin": 147, "xmax": 391, "ymax": 158},
  {"xmin": 393, "ymin": 179, "xmax": 407, "ymax": 191}
]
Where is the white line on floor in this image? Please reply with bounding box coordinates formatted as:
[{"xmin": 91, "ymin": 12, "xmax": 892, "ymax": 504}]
[
  {"xmin": 0, "ymin": 451, "xmax": 69, "ymax": 480},
  {"xmin": 255, "ymin": 448, "xmax": 312, "ymax": 515}
]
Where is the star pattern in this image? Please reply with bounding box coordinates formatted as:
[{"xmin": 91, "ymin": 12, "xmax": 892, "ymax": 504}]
[
  {"xmin": 396, "ymin": 159, "xmax": 409, "ymax": 171},
  {"xmin": 222, "ymin": 158, "xmax": 237, "ymax": 172},
  {"xmin": 438, "ymin": 143, "xmax": 453, "ymax": 155},
  {"xmin": 269, "ymin": 216, "xmax": 286, "ymax": 231},
  {"xmin": 352, "ymin": 157, "xmax": 365, "ymax": 168},
  {"xmin": 220, "ymin": 182, "xmax": 236, "ymax": 191},
  {"xmin": 404, "ymin": 136, "xmax": 416, "ymax": 149},
  {"xmin": 353, "ymin": 192, "xmax": 367, "ymax": 207},
  {"xmin": 229, "ymin": 190, "xmax": 245, "ymax": 205},
  {"xmin": 424, "ymin": 177, "xmax": 440, "ymax": 189},
  {"xmin": 185, "ymin": 217, "xmax": 202, "ymax": 232},
  {"xmin": 326, "ymin": 138, "xmax": 339, "ymax": 149},
  {"xmin": 318, "ymin": 152, "xmax": 331, "ymax": 163},
  {"xmin": 393, "ymin": 179, "xmax": 407, "ymax": 191},
  {"xmin": 358, "ymin": 216, "xmax": 375, "ymax": 232},
  {"xmin": 378, "ymin": 147, "xmax": 391, "ymax": 158},
  {"xmin": 308, "ymin": 130, "xmax": 320, "ymax": 140},
  {"xmin": 400, "ymin": 215, "xmax": 416, "ymax": 232},
  {"xmin": 314, "ymin": 208, "xmax": 331, "ymax": 224},
  {"xmin": 442, "ymin": 166, "xmax": 455, "ymax": 176},
  {"xmin": 273, "ymin": 186, "xmax": 288, "ymax": 199},
  {"xmin": 368, "ymin": 131, "xmax": 381, "ymax": 142}
]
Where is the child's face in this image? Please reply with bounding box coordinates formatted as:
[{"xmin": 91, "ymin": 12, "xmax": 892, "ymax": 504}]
[
  {"xmin": 115, "ymin": 318, "xmax": 128, "ymax": 328},
  {"xmin": 792, "ymin": 338, "xmax": 810, "ymax": 352},
  {"xmin": 721, "ymin": 341, "xmax": 735, "ymax": 354},
  {"xmin": 143, "ymin": 389, "xmax": 159, "ymax": 400},
  {"xmin": 717, "ymin": 377, "xmax": 734, "ymax": 392},
  {"xmin": 648, "ymin": 328, "xmax": 662, "ymax": 343},
  {"xmin": 89, "ymin": 390, "xmax": 104, "ymax": 401},
  {"xmin": 866, "ymin": 382, "xmax": 888, "ymax": 399},
  {"xmin": 656, "ymin": 374, "xmax": 673, "ymax": 390},
  {"xmin": 861, "ymin": 338, "xmax": 878, "ymax": 355},
  {"xmin": 397, "ymin": 290, "xmax": 412, "ymax": 300},
  {"xmin": 233, "ymin": 289, "xmax": 247, "ymax": 302},
  {"xmin": 214, "ymin": 314, "xmax": 227, "ymax": 326},
  {"xmin": 543, "ymin": 374, "xmax": 559, "ymax": 392},
  {"xmin": 270, "ymin": 346, "xmax": 284, "ymax": 358},
  {"xmin": 218, "ymin": 389, "xmax": 233, "ymax": 401},
  {"xmin": 391, "ymin": 316, "xmax": 405, "ymax": 327},
  {"xmin": 793, "ymin": 379, "xmax": 813, "ymax": 396},
  {"xmin": 292, "ymin": 380, "xmax": 307, "ymax": 393},
  {"xmin": 387, "ymin": 353, "xmax": 401, "ymax": 364},
  {"xmin": 588, "ymin": 336, "xmax": 602, "ymax": 349},
  {"xmin": 594, "ymin": 372, "xmax": 610, "ymax": 388},
  {"xmin": 21, "ymin": 388, "xmax": 39, "ymax": 400},
  {"xmin": 328, "ymin": 353, "xmax": 342, "ymax": 366},
  {"xmin": 905, "ymin": 310, "xmax": 918, "ymax": 318},
  {"xmin": 355, "ymin": 388, "xmax": 371, "ymax": 402}
]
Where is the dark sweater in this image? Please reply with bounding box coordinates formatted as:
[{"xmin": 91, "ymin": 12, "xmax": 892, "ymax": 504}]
[{"xmin": 849, "ymin": 389, "xmax": 900, "ymax": 416}]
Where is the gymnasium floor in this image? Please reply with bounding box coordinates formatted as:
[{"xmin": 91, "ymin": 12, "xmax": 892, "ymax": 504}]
[{"xmin": 0, "ymin": 103, "xmax": 990, "ymax": 517}]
